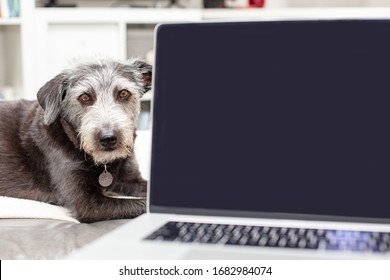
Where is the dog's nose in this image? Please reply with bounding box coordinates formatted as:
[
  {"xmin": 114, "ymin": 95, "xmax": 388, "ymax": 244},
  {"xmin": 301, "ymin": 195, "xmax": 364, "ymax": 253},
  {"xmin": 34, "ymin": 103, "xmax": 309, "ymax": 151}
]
[{"xmin": 98, "ymin": 131, "xmax": 118, "ymax": 149}]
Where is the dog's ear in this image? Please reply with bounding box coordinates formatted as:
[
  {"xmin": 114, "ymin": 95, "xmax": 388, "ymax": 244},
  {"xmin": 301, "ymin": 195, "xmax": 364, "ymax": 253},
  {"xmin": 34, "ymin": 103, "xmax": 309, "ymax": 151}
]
[
  {"xmin": 37, "ymin": 73, "xmax": 69, "ymax": 125},
  {"xmin": 129, "ymin": 59, "xmax": 152, "ymax": 96}
]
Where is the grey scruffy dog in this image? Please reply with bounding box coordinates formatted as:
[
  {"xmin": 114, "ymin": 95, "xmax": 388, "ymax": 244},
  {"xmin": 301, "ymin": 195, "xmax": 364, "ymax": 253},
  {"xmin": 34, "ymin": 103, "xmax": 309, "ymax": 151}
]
[{"xmin": 0, "ymin": 58, "xmax": 151, "ymax": 222}]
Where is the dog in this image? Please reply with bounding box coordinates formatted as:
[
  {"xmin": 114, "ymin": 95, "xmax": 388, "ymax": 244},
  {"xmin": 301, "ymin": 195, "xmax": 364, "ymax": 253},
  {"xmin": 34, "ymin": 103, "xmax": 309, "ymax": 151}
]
[{"xmin": 0, "ymin": 58, "xmax": 151, "ymax": 222}]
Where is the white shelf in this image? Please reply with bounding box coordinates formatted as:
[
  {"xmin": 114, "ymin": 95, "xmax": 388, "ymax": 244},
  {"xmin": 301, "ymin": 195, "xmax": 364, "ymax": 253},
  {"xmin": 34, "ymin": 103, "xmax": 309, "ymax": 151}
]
[
  {"xmin": 202, "ymin": 7, "xmax": 390, "ymax": 20},
  {"xmin": 34, "ymin": 7, "xmax": 202, "ymax": 23},
  {"xmin": 0, "ymin": 18, "xmax": 21, "ymax": 25},
  {"xmin": 31, "ymin": 7, "xmax": 390, "ymax": 26},
  {"xmin": 141, "ymin": 91, "xmax": 153, "ymax": 102}
]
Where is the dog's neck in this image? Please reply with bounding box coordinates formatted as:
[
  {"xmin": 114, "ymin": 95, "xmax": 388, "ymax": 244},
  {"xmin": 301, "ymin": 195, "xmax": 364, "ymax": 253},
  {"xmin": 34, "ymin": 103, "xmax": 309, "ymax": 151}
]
[{"xmin": 59, "ymin": 116, "xmax": 80, "ymax": 149}]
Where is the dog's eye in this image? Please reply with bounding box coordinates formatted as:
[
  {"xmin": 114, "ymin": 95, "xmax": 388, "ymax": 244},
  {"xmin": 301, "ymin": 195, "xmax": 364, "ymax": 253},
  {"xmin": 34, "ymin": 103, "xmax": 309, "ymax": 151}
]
[
  {"xmin": 78, "ymin": 93, "xmax": 93, "ymax": 105},
  {"xmin": 118, "ymin": 89, "xmax": 131, "ymax": 100}
]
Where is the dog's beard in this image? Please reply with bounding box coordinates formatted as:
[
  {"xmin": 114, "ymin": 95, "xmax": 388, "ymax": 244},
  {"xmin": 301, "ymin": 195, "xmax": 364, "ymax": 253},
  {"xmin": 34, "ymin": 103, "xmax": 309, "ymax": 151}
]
[
  {"xmin": 85, "ymin": 145, "xmax": 133, "ymax": 165},
  {"xmin": 80, "ymin": 132, "xmax": 134, "ymax": 164},
  {"xmin": 79, "ymin": 122, "xmax": 135, "ymax": 165}
]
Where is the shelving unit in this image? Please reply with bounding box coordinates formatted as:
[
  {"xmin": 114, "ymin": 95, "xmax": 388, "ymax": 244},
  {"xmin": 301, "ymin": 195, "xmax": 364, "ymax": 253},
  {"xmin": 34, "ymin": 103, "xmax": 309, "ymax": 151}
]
[
  {"xmin": 0, "ymin": 17, "xmax": 21, "ymax": 25},
  {"xmin": 0, "ymin": 1, "xmax": 33, "ymax": 100},
  {"xmin": 0, "ymin": 19, "xmax": 21, "ymax": 99}
]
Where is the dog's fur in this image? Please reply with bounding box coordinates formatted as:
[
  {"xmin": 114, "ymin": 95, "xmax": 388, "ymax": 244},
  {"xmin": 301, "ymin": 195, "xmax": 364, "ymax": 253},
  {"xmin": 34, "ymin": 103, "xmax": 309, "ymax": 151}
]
[{"xmin": 0, "ymin": 59, "xmax": 152, "ymax": 222}]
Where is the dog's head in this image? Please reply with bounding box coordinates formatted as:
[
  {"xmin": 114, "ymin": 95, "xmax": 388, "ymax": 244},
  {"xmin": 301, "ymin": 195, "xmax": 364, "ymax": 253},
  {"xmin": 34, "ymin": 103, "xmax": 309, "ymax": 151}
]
[{"xmin": 37, "ymin": 58, "xmax": 152, "ymax": 164}]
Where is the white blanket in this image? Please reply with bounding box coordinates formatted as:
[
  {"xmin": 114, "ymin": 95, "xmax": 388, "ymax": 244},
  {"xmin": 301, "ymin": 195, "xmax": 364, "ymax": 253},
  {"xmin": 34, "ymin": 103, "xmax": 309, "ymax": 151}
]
[{"xmin": 0, "ymin": 196, "xmax": 79, "ymax": 223}]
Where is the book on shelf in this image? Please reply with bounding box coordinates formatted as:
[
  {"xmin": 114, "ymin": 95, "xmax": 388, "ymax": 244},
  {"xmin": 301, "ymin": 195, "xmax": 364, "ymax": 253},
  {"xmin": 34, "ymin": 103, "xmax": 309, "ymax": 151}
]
[{"xmin": 0, "ymin": 0, "xmax": 20, "ymax": 18}]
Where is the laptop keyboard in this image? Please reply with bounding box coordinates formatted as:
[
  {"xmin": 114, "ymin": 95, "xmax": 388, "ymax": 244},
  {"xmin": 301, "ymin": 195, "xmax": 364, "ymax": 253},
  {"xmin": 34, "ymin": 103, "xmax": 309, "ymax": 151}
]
[{"xmin": 144, "ymin": 221, "xmax": 390, "ymax": 253}]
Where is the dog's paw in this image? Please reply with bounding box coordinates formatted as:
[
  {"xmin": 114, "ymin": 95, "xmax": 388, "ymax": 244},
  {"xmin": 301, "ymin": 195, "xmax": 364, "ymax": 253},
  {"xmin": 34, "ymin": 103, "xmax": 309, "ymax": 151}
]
[
  {"xmin": 107, "ymin": 179, "xmax": 147, "ymax": 197},
  {"xmin": 127, "ymin": 180, "xmax": 147, "ymax": 197}
]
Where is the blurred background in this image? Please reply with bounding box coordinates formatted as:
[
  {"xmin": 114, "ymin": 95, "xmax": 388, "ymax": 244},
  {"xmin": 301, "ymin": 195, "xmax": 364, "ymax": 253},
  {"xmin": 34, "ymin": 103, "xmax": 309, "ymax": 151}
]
[
  {"xmin": 2, "ymin": 0, "xmax": 390, "ymax": 102},
  {"xmin": 1, "ymin": 0, "xmax": 390, "ymax": 177}
]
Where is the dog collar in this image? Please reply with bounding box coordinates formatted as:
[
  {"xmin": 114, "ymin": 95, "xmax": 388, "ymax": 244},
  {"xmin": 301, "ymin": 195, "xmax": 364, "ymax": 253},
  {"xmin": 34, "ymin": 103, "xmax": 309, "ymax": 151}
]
[{"xmin": 98, "ymin": 164, "xmax": 113, "ymax": 187}]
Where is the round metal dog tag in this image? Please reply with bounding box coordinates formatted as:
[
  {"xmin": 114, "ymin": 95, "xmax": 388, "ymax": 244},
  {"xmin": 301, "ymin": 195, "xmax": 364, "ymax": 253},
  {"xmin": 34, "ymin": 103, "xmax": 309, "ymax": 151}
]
[{"xmin": 99, "ymin": 170, "xmax": 113, "ymax": 187}]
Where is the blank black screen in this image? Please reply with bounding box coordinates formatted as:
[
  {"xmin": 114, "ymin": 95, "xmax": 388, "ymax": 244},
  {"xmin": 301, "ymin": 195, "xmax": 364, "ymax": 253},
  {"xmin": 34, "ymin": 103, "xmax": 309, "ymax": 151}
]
[{"xmin": 150, "ymin": 20, "xmax": 390, "ymax": 222}]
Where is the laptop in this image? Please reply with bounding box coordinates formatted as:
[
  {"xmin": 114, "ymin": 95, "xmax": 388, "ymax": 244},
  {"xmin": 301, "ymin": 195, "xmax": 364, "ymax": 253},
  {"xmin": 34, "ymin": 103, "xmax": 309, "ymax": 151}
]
[{"xmin": 69, "ymin": 20, "xmax": 390, "ymax": 259}]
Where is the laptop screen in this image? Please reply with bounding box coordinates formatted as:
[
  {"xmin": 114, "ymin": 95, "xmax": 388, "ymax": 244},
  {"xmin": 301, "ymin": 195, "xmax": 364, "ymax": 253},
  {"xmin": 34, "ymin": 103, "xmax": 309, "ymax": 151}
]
[{"xmin": 150, "ymin": 20, "xmax": 390, "ymax": 223}]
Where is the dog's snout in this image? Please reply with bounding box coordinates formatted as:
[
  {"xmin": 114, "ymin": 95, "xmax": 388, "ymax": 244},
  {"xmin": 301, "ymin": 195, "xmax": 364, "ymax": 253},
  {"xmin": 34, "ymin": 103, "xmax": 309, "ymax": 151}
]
[{"xmin": 98, "ymin": 130, "xmax": 118, "ymax": 149}]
